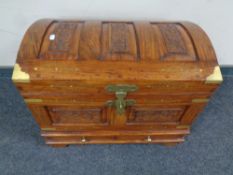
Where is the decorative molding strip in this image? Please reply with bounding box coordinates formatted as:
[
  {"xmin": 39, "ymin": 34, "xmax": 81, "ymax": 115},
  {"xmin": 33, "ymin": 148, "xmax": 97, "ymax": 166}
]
[{"xmin": 0, "ymin": 66, "xmax": 233, "ymax": 79}]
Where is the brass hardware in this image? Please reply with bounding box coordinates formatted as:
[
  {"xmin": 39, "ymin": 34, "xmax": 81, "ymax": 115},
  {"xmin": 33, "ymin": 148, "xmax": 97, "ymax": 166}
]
[
  {"xmin": 106, "ymin": 84, "xmax": 138, "ymax": 93},
  {"xmin": 146, "ymin": 136, "xmax": 152, "ymax": 142},
  {"xmin": 106, "ymin": 85, "xmax": 138, "ymax": 115},
  {"xmin": 24, "ymin": 98, "xmax": 43, "ymax": 103},
  {"xmin": 176, "ymin": 125, "xmax": 190, "ymax": 129},
  {"xmin": 12, "ymin": 63, "xmax": 30, "ymax": 83},
  {"xmin": 81, "ymin": 137, "xmax": 86, "ymax": 143},
  {"xmin": 192, "ymin": 98, "xmax": 209, "ymax": 103},
  {"xmin": 205, "ymin": 66, "xmax": 223, "ymax": 84},
  {"xmin": 41, "ymin": 128, "xmax": 56, "ymax": 131}
]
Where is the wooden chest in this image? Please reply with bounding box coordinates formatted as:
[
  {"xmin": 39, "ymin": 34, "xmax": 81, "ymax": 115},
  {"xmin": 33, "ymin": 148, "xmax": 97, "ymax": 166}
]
[{"xmin": 12, "ymin": 19, "xmax": 223, "ymax": 147}]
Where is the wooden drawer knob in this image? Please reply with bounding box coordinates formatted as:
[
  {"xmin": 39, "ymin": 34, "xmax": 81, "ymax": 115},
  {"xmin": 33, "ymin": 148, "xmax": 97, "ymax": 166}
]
[{"xmin": 81, "ymin": 137, "xmax": 87, "ymax": 143}]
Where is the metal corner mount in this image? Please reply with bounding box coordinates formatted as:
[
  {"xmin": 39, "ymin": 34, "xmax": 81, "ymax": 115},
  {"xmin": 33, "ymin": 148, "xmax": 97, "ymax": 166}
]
[
  {"xmin": 205, "ymin": 66, "xmax": 223, "ymax": 84},
  {"xmin": 12, "ymin": 63, "xmax": 30, "ymax": 83},
  {"xmin": 24, "ymin": 98, "xmax": 42, "ymax": 103},
  {"xmin": 192, "ymin": 98, "xmax": 209, "ymax": 103}
]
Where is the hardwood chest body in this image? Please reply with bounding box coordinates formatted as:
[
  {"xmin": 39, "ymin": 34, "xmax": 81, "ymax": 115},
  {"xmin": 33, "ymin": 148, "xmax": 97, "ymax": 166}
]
[{"xmin": 12, "ymin": 19, "xmax": 222, "ymax": 147}]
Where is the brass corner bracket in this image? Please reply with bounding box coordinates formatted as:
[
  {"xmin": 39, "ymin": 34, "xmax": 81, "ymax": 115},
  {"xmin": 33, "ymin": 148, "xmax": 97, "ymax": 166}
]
[
  {"xmin": 205, "ymin": 66, "xmax": 223, "ymax": 84},
  {"xmin": 192, "ymin": 98, "xmax": 209, "ymax": 103},
  {"xmin": 24, "ymin": 98, "xmax": 43, "ymax": 103},
  {"xmin": 12, "ymin": 63, "xmax": 30, "ymax": 83}
]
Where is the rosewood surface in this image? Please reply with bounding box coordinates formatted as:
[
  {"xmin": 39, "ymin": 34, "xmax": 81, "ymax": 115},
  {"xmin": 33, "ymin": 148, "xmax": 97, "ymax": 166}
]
[{"xmin": 12, "ymin": 19, "xmax": 222, "ymax": 147}]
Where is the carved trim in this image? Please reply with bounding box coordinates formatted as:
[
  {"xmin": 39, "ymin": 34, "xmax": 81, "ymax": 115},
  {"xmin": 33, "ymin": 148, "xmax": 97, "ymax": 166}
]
[{"xmin": 110, "ymin": 23, "xmax": 129, "ymax": 53}]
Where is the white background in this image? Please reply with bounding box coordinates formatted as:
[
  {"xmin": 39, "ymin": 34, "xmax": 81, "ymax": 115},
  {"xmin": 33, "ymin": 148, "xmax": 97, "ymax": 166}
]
[{"xmin": 0, "ymin": 0, "xmax": 232, "ymax": 66}]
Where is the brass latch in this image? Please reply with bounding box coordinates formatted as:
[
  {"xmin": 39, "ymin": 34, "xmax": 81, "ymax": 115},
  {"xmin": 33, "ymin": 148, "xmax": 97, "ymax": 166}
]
[{"xmin": 106, "ymin": 84, "xmax": 138, "ymax": 115}]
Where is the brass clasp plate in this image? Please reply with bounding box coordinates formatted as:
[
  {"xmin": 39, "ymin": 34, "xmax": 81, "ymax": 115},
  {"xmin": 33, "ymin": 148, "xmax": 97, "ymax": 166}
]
[{"xmin": 106, "ymin": 84, "xmax": 138, "ymax": 115}]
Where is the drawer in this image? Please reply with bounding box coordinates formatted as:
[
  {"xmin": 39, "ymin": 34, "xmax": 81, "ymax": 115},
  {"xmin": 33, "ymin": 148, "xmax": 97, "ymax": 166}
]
[
  {"xmin": 44, "ymin": 134, "xmax": 185, "ymax": 145},
  {"xmin": 41, "ymin": 128, "xmax": 190, "ymax": 146}
]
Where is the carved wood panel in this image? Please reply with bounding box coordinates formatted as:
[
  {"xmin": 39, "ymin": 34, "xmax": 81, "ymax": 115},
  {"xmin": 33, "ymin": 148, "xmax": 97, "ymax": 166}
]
[
  {"xmin": 39, "ymin": 22, "xmax": 82, "ymax": 59},
  {"xmin": 48, "ymin": 23, "xmax": 77, "ymax": 52},
  {"xmin": 155, "ymin": 23, "xmax": 196, "ymax": 61},
  {"xmin": 158, "ymin": 24, "xmax": 187, "ymax": 54},
  {"xmin": 127, "ymin": 106, "xmax": 186, "ymax": 124},
  {"xmin": 110, "ymin": 23, "xmax": 129, "ymax": 53},
  {"xmin": 102, "ymin": 22, "xmax": 138, "ymax": 60},
  {"xmin": 47, "ymin": 106, "xmax": 108, "ymax": 126},
  {"xmin": 37, "ymin": 21, "xmax": 198, "ymax": 61}
]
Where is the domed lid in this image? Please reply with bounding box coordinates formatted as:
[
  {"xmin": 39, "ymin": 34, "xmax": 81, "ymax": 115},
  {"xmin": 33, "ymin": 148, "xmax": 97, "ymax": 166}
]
[{"xmin": 12, "ymin": 19, "xmax": 222, "ymax": 84}]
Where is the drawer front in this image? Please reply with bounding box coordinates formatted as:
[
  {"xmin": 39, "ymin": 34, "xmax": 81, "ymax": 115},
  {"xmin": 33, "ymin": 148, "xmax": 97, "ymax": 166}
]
[{"xmin": 44, "ymin": 134, "xmax": 185, "ymax": 145}]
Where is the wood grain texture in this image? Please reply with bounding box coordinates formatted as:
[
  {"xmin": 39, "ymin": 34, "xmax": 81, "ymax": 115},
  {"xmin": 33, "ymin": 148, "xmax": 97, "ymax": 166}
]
[
  {"xmin": 13, "ymin": 19, "xmax": 222, "ymax": 147},
  {"xmin": 17, "ymin": 19, "xmax": 54, "ymax": 61}
]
